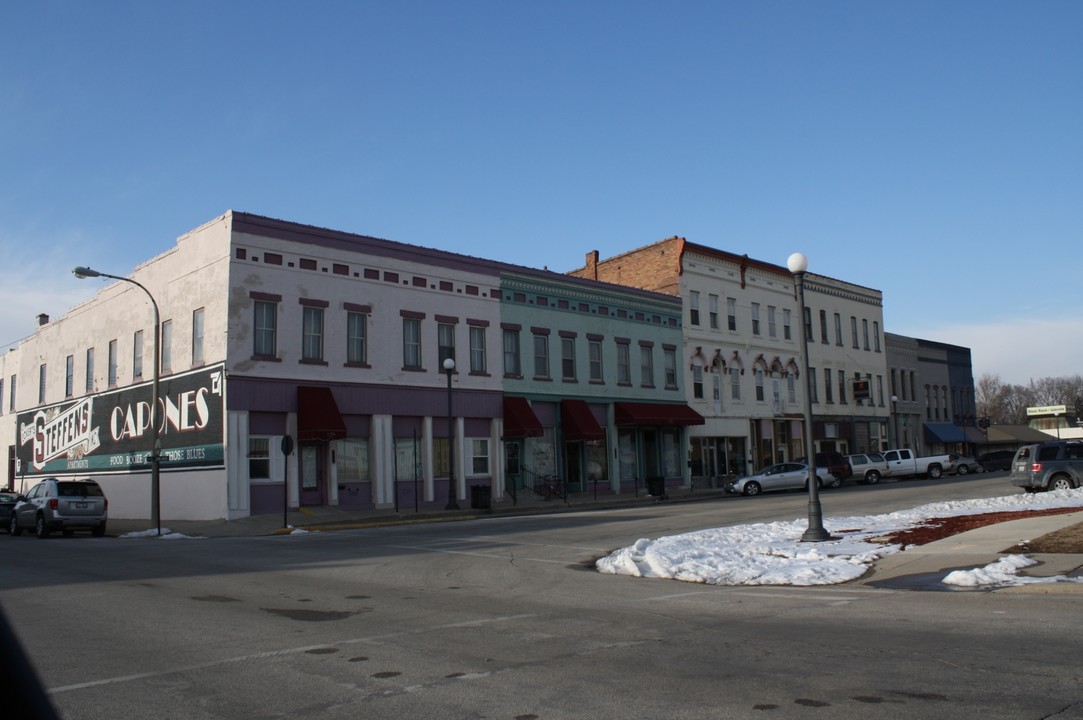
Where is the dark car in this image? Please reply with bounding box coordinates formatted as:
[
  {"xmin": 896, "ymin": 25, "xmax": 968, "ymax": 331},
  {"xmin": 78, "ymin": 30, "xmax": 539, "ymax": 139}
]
[
  {"xmin": 977, "ymin": 450, "xmax": 1015, "ymax": 472},
  {"xmin": 0, "ymin": 491, "xmax": 18, "ymax": 533},
  {"xmin": 10, "ymin": 478, "xmax": 108, "ymax": 538},
  {"xmin": 815, "ymin": 452, "xmax": 853, "ymax": 482}
]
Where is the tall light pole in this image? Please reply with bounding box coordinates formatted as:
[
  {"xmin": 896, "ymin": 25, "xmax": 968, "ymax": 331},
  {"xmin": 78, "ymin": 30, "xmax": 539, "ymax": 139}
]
[
  {"xmin": 787, "ymin": 252, "xmax": 829, "ymax": 542},
  {"xmin": 891, "ymin": 395, "xmax": 900, "ymax": 448},
  {"xmin": 74, "ymin": 266, "xmax": 162, "ymax": 536},
  {"xmin": 443, "ymin": 357, "xmax": 460, "ymax": 510}
]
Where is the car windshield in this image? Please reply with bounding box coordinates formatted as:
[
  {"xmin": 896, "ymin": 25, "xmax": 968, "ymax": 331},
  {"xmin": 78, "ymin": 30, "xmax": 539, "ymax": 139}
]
[{"xmin": 57, "ymin": 482, "xmax": 104, "ymax": 498}]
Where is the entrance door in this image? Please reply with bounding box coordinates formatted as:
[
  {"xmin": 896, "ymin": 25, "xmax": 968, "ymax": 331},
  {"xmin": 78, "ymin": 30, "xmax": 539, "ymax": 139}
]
[
  {"xmin": 504, "ymin": 441, "xmax": 521, "ymax": 494},
  {"xmin": 565, "ymin": 442, "xmax": 582, "ymax": 493},
  {"xmin": 300, "ymin": 443, "xmax": 325, "ymax": 506}
]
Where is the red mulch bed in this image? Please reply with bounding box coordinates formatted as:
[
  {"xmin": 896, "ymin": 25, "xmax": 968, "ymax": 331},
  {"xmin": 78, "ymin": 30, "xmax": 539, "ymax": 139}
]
[{"xmin": 882, "ymin": 507, "xmax": 1083, "ymax": 547}]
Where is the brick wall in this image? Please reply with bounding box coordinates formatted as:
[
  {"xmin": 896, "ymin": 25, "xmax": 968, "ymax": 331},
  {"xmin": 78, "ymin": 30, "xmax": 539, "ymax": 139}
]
[{"xmin": 569, "ymin": 236, "xmax": 684, "ymax": 297}]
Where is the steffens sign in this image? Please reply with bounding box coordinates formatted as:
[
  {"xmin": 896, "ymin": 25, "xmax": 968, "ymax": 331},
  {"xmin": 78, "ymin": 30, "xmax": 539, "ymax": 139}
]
[{"xmin": 16, "ymin": 364, "xmax": 225, "ymax": 476}]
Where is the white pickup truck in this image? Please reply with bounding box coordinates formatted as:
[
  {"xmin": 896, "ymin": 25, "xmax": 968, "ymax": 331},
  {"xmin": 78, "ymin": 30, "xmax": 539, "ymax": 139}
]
[{"xmin": 881, "ymin": 448, "xmax": 956, "ymax": 480}]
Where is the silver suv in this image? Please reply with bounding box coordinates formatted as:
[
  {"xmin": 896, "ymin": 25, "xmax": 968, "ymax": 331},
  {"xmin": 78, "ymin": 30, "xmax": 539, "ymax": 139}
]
[
  {"xmin": 1009, "ymin": 441, "xmax": 1083, "ymax": 493},
  {"xmin": 10, "ymin": 478, "xmax": 108, "ymax": 538}
]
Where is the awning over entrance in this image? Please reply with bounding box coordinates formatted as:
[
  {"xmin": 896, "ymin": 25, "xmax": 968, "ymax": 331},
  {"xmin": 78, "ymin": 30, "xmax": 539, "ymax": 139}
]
[
  {"xmin": 503, "ymin": 396, "xmax": 544, "ymax": 438},
  {"xmin": 297, "ymin": 386, "xmax": 347, "ymax": 441},
  {"xmin": 962, "ymin": 426, "xmax": 986, "ymax": 445},
  {"xmin": 614, "ymin": 402, "xmax": 705, "ymax": 427},
  {"xmin": 560, "ymin": 399, "xmax": 606, "ymax": 441},
  {"xmin": 923, "ymin": 422, "xmax": 966, "ymax": 444}
]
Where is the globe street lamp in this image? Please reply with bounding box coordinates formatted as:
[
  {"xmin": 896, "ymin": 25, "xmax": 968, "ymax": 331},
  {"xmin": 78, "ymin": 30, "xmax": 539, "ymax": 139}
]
[
  {"xmin": 73, "ymin": 266, "xmax": 162, "ymax": 536},
  {"xmin": 787, "ymin": 252, "xmax": 830, "ymax": 542},
  {"xmin": 443, "ymin": 357, "xmax": 460, "ymax": 510}
]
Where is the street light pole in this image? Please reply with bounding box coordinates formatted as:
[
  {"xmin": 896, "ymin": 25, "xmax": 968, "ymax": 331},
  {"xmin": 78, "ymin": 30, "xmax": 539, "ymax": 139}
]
[
  {"xmin": 74, "ymin": 266, "xmax": 162, "ymax": 535},
  {"xmin": 891, "ymin": 395, "xmax": 900, "ymax": 448},
  {"xmin": 787, "ymin": 253, "xmax": 830, "ymax": 542},
  {"xmin": 443, "ymin": 357, "xmax": 460, "ymax": 510}
]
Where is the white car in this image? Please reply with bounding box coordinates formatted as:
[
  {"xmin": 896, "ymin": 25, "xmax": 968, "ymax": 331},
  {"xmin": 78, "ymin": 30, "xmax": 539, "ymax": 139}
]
[{"xmin": 724, "ymin": 463, "xmax": 830, "ymax": 497}]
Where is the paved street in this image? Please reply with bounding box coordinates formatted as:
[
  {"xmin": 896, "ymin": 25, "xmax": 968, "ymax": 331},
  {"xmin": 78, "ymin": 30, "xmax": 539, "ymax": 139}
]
[{"xmin": 3, "ymin": 474, "xmax": 1081, "ymax": 719}]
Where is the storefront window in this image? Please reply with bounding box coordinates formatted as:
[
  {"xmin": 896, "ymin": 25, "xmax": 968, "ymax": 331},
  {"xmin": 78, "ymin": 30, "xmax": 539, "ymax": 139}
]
[{"xmin": 335, "ymin": 438, "xmax": 370, "ymax": 482}]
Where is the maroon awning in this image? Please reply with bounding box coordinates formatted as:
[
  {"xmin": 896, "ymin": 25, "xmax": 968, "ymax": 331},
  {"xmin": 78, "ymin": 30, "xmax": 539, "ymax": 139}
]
[
  {"xmin": 297, "ymin": 386, "xmax": 347, "ymax": 441},
  {"xmin": 560, "ymin": 399, "xmax": 606, "ymax": 441},
  {"xmin": 503, "ymin": 396, "xmax": 544, "ymax": 438},
  {"xmin": 614, "ymin": 402, "xmax": 705, "ymax": 427}
]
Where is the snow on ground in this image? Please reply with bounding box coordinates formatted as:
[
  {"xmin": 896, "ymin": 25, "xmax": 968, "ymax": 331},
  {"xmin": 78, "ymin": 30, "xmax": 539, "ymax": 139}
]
[
  {"xmin": 596, "ymin": 488, "xmax": 1083, "ymax": 588},
  {"xmin": 120, "ymin": 528, "xmax": 206, "ymax": 540}
]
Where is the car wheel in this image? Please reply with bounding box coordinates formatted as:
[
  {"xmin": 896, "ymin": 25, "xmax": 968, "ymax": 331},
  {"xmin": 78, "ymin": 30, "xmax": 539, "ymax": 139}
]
[
  {"xmin": 1049, "ymin": 475, "xmax": 1075, "ymax": 492},
  {"xmin": 92, "ymin": 523, "xmax": 106, "ymax": 538},
  {"xmin": 35, "ymin": 514, "xmax": 50, "ymax": 539},
  {"xmin": 865, "ymin": 470, "xmax": 880, "ymax": 485},
  {"xmin": 827, "ymin": 476, "xmax": 841, "ymax": 488},
  {"xmin": 928, "ymin": 465, "xmax": 943, "ymax": 480},
  {"xmin": 10, "ymin": 513, "xmax": 22, "ymax": 537},
  {"xmin": 805, "ymin": 478, "xmax": 824, "ymax": 490},
  {"xmin": 976, "ymin": 464, "xmax": 985, "ymax": 473},
  {"xmin": 956, "ymin": 464, "xmax": 969, "ymax": 476},
  {"xmin": 743, "ymin": 481, "xmax": 762, "ymax": 496}
]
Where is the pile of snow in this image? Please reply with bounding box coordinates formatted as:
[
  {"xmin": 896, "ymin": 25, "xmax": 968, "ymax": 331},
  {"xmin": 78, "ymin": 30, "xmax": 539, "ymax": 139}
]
[
  {"xmin": 596, "ymin": 488, "xmax": 1083, "ymax": 588},
  {"xmin": 120, "ymin": 528, "xmax": 205, "ymax": 540}
]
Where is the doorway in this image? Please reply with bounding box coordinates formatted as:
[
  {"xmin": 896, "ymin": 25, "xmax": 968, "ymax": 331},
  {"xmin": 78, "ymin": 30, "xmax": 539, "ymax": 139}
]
[{"xmin": 300, "ymin": 442, "xmax": 326, "ymax": 506}]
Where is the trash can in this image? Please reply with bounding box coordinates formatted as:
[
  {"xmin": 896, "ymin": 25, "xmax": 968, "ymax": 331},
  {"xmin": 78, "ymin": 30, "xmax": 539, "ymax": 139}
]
[
  {"xmin": 646, "ymin": 476, "xmax": 666, "ymax": 500},
  {"xmin": 470, "ymin": 484, "xmax": 492, "ymax": 510}
]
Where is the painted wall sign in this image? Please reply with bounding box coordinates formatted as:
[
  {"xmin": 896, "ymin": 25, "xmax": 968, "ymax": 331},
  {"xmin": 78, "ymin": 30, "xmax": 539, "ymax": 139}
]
[{"xmin": 16, "ymin": 364, "xmax": 226, "ymax": 476}]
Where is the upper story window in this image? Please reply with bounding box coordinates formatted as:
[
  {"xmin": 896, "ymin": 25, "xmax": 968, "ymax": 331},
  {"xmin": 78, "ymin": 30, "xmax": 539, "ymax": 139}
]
[
  {"xmin": 192, "ymin": 308, "xmax": 205, "ymax": 365},
  {"xmin": 851, "ymin": 316, "xmax": 859, "ymax": 348},
  {"xmin": 133, "ymin": 330, "xmax": 144, "ymax": 379},
  {"xmin": 302, "ymin": 306, "xmax": 325, "ymax": 361},
  {"xmin": 403, "ymin": 317, "xmax": 422, "ymax": 369},
  {"xmin": 834, "ymin": 313, "xmax": 843, "ymax": 346},
  {"xmin": 838, "ymin": 369, "xmax": 847, "ymax": 404},
  {"xmin": 730, "ymin": 367, "xmax": 740, "ymax": 400},
  {"xmin": 108, "ymin": 339, "xmax": 118, "ymax": 387},
  {"xmin": 38, "ymin": 363, "xmax": 46, "ymax": 404},
  {"xmin": 533, "ymin": 332, "xmax": 550, "ymax": 379},
  {"xmin": 873, "ymin": 321, "xmax": 881, "ymax": 352},
  {"xmin": 663, "ymin": 347, "xmax": 677, "ymax": 389},
  {"xmin": 783, "ymin": 309, "xmax": 792, "ymax": 341},
  {"xmin": 823, "ymin": 368, "xmax": 833, "ymax": 404},
  {"xmin": 161, "ymin": 320, "xmax": 173, "ymax": 373},
  {"xmin": 347, "ymin": 311, "xmax": 367, "ymax": 365},
  {"xmin": 768, "ymin": 306, "xmax": 777, "ymax": 338},
  {"xmin": 640, "ymin": 343, "xmax": 654, "ymax": 387},
  {"xmin": 469, "ymin": 325, "xmax": 486, "ymax": 373},
  {"xmin": 819, "ymin": 310, "xmax": 828, "ymax": 344},
  {"xmin": 726, "ymin": 298, "xmax": 737, "ymax": 331},
  {"xmin": 254, "ymin": 301, "xmax": 277, "ymax": 357},
  {"xmin": 754, "ymin": 369, "xmax": 765, "ymax": 401},
  {"xmin": 588, "ymin": 339, "xmax": 603, "ymax": 382},
  {"xmin": 561, "ymin": 335, "xmax": 577, "ymax": 381},
  {"xmin": 751, "ymin": 303, "xmax": 761, "ymax": 335},
  {"xmin": 8, "ymin": 374, "xmax": 15, "ymax": 412},
  {"xmin": 692, "ymin": 365, "xmax": 704, "ymax": 399},
  {"xmin": 689, "ymin": 291, "xmax": 700, "ymax": 326},
  {"xmin": 862, "ymin": 319, "xmax": 870, "ymax": 350},
  {"xmin": 85, "ymin": 348, "xmax": 94, "ymax": 393},
  {"xmin": 438, "ymin": 321, "xmax": 456, "ymax": 364},
  {"xmin": 65, "ymin": 355, "xmax": 74, "ymax": 398},
  {"xmin": 502, "ymin": 327, "xmax": 521, "ymax": 377},
  {"xmin": 616, "ymin": 340, "xmax": 631, "ymax": 384},
  {"xmin": 708, "ymin": 294, "xmax": 719, "ymax": 329}
]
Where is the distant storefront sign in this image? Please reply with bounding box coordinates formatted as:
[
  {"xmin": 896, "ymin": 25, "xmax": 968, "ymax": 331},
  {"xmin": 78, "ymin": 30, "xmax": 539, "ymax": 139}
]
[{"xmin": 16, "ymin": 364, "xmax": 225, "ymax": 477}]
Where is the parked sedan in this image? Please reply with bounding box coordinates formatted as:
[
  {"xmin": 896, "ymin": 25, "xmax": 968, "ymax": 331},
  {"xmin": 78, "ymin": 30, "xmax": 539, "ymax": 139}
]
[
  {"xmin": 951, "ymin": 455, "xmax": 984, "ymax": 475},
  {"xmin": 725, "ymin": 463, "xmax": 828, "ymax": 497}
]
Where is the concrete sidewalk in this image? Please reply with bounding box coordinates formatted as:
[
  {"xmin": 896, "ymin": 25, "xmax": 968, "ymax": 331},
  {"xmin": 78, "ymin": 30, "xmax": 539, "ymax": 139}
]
[{"xmin": 857, "ymin": 510, "xmax": 1083, "ymax": 593}]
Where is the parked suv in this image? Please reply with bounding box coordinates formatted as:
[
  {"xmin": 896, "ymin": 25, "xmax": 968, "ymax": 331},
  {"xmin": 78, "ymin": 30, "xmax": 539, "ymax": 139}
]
[
  {"xmin": 1009, "ymin": 441, "xmax": 1083, "ymax": 493},
  {"xmin": 10, "ymin": 478, "xmax": 108, "ymax": 538},
  {"xmin": 977, "ymin": 450, "xmax": 1016, "ymax": 472},
  {"xmin": 846, "ymin": 452, "xmax": 889, "ymax": 484},
  {"xmin": 816, "ymin": 452, "xmax": 853, "ymax": 483}
]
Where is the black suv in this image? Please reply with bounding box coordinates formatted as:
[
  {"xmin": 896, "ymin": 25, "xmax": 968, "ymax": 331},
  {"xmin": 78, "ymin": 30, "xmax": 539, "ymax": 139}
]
[{"xmin": 1009, "ymin": 441, "xmax": 1083, "ymax": 493}]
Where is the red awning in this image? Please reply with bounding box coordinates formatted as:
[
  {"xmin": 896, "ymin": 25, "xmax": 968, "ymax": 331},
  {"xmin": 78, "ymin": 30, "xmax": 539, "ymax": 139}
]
[
  {"xmin": 614, "ymin": 402, "xmax": 705, "ymax": 427},
  {"xmin": 297, "ymin": 386, "xmax": 347, "ymax": 441},
  {"xmin": 560, "ymin": 399, "xmax": 606, "ymax": 441},
  {"xmin": 503, "ymin": 396, "xmax": 544, "ymax": 438}
]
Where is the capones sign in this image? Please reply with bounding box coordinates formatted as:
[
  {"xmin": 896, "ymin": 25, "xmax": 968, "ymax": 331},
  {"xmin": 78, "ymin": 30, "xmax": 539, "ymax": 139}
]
[{"xmin": 16, "ymin": 364, "xmax": 225, "ymax": 476}]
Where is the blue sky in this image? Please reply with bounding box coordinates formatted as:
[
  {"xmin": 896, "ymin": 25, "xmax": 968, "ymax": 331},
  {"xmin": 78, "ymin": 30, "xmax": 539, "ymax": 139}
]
[{"xmin": 2, "ymin": 1, "xmax": 1080, "ymax": 386}]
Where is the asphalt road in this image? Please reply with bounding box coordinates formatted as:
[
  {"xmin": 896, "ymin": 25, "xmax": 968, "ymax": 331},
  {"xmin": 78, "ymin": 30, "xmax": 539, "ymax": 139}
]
[{"xmin": 3, "ymin": 473, "xmax": 1081, "ymax": 720}]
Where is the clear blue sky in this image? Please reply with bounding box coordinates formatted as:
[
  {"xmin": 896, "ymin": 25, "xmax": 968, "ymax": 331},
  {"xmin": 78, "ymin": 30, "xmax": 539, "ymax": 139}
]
[{"xmin": 2, "ymin": 1, "xmax": 1080, "ymax": 386}]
